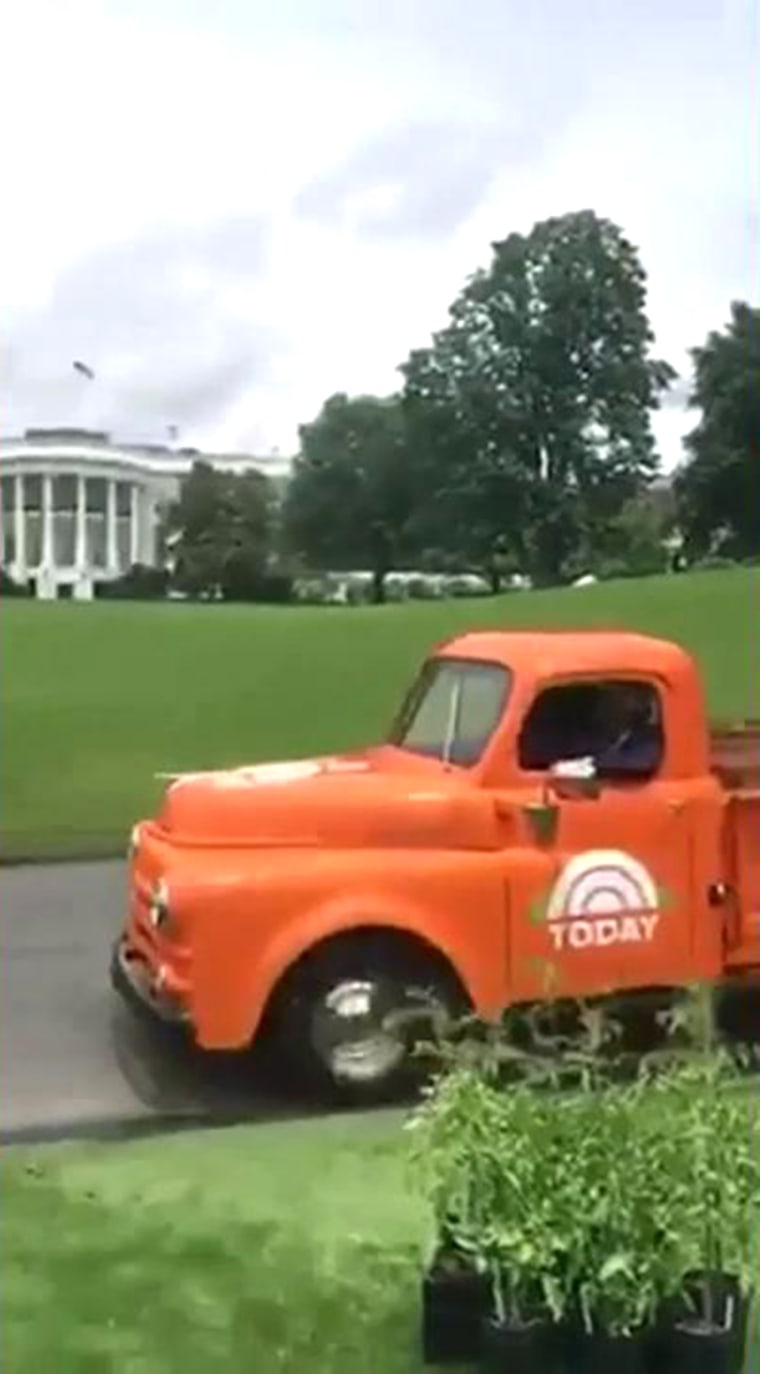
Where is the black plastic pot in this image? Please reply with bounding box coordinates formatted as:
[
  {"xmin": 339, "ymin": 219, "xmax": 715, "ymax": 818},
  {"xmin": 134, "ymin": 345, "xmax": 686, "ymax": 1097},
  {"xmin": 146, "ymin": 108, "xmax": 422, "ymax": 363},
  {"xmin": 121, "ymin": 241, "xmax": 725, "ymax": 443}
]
[
  {"xmin": 558, "ymin": 1296, "xmax": 660, "ymax": 1374},
  {"xmin": 480, "ymin": 1314, "xmax": 558, "ymax": 1374},
  {"xmin": 572, "ymin": 1326, "xmax": 653, "ymax": 1374},
  {"xmin": 421, "ymin": 1252, "xmax": 490, "ymax": 1365},
  {"xmin": 661, "ymin": 1272, "xmax": 750, "ymax": 1374}
]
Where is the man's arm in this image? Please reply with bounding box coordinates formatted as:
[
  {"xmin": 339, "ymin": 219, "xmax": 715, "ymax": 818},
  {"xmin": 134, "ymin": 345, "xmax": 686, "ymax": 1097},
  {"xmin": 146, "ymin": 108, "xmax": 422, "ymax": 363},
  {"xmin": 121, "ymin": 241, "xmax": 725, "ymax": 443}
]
[{"xmin": 596, "ymin": 727, "xmax": 661, "ymax": 776}]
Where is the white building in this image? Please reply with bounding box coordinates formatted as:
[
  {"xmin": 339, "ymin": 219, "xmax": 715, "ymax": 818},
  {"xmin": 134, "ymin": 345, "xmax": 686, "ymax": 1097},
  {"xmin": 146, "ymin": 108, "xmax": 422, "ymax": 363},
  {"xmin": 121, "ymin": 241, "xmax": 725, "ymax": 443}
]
[{"xmin": 0, "ymin": 429, "xmax": 290, "ymax": 600}]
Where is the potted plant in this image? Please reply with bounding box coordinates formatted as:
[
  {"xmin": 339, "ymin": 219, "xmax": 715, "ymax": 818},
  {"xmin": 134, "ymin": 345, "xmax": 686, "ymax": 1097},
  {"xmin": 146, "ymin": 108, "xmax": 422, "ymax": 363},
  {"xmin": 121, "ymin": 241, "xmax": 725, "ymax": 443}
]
[
  {"xmin": 407, "ymin": 1063, "xmax": 500, "ymax": 1364},
  {"xmin": 643, "ymin": 987, "xmax": 759, "ymax": 1372},
  {"xmin": 479, "ymin": 1228, "xmax": 562, "ymax": 1373},
  {"xmin": 405, "ymin": 1004, "xmax": 563, "ymax": 1366},
  {"xmin": 466, "ymin": 1080, "xmax": 570, "ymax": 1373},
  {"xmin": 655, "ymin": 1054, "xmax": 757, "ymax": 1372},
  {"xmin": 552, "ymin": 1062, "xmax": 682, "ymax": 1373}
]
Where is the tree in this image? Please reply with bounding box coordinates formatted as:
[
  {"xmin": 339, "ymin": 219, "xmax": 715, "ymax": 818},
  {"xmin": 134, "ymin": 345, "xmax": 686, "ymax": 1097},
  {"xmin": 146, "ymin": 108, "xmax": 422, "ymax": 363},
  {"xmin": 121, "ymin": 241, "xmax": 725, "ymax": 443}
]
[
  {"xmin": 282, "ymin": 393, "xmax": 413, "ymax": 604},
  {"xmin": 675, "ymin": 302, "xmax": 760, "ymax": 560},
  {"xmin": 401, "ymin": 210, "xmax": 675, "ymax": 585},
  {"xmin": 581, "ymin": 490, "xmax": 671, "ymax": 580},
  {"xmin": 169, "ymin": 461, "xmax": 275, "ymax": 599}
]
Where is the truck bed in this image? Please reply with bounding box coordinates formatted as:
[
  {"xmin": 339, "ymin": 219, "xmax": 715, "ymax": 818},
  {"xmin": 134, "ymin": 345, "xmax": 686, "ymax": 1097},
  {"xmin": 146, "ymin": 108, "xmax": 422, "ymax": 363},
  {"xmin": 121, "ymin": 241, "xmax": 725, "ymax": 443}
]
[
  {"xmin": 710, "ymin": 721, "xmax": 760, "ymax": 789},
  {"xmin": 715, "ymin": 722, "xmax": 760, "ymax": 969}
]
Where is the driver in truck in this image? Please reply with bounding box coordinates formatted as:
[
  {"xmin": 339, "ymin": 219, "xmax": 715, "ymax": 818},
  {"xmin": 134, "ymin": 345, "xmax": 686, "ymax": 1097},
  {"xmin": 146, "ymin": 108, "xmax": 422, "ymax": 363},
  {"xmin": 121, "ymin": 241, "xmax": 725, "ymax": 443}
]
[{"xmin": 594, "ymin": 683, "xmax": 663, "ymax": 777}]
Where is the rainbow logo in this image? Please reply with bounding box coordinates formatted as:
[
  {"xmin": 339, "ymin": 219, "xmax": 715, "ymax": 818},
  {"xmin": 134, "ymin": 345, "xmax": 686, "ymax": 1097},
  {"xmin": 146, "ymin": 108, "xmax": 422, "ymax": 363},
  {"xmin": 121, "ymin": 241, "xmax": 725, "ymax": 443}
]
[{"xmin": 543, "ymin": 849, "xmax": 662, "ymax": 952}]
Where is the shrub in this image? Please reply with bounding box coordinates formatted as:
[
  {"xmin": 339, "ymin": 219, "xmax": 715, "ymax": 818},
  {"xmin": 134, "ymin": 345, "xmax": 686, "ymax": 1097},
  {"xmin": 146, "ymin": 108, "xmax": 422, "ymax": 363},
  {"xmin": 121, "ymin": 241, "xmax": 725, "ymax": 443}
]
[
  {"xmin": 101, "ymin": 564, "xmax": 169, "ymax": 600},
  {"xmin": 0, "ymin": 568, "xmax": 28, "ymax": 597},
  {"xmin": 692, "ymin": 555, "xmax": 738, "ymax": 572}
]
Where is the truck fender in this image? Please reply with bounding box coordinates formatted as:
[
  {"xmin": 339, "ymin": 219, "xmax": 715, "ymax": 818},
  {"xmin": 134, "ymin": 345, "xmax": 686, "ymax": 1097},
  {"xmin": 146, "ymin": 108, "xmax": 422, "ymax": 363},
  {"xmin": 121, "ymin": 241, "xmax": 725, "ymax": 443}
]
[{"xmin": 245, "ymin": 891, "xmax": 477, "ymax": 1043}]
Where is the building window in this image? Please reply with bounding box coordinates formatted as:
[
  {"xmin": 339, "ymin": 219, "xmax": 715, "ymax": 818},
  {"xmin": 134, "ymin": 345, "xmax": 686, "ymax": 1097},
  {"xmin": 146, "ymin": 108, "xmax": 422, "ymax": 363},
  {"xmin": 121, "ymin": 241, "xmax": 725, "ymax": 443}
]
[
  {"xmin": 53, "ymin": 513, "xmax": 76, "ymax": 567},
  {"xmin": 116, "ymin": 518, "xmax": 131, "ymax": 572},
  {"xmin": 0, "ymin": 476, "xmax": 15, "ymax": 564},
  {"xmin": 83, "ymin": 478, "xmax": 107, "ymax": 567},
  {"xmin": 23, "ymin": 475, "xmax": 42, "ymax": 511},
  {"xmin": 115, "ymin": 481, "xmax": 132, "ymax": 572},
  {"xmin": 25, "ymin": 512, "xmax": 42, "ymax": 567},
  {"xmin": 85, "ymin": 478, "xmax": 107, "ymax": 513},
  {"xmin": 52, "ymin": 474, "xmax": 77, "ymax": 512},
  {"xmin": 86, "ymin": 515, "xmax": 107, "ymax": 569},
  {"xmin": 116, "ymin": 481, "xmax": 131, "ymax": 517},
  {"xmin": 0, "ymin": 475, "xmax": 14, "ymax": 511}
]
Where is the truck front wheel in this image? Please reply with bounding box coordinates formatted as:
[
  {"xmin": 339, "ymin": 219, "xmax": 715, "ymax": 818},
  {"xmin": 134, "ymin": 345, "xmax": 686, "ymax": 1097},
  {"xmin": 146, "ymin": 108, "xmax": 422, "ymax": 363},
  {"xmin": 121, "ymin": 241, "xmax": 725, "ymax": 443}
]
[{"xmin": 269, "ymin": 934, "xmax": 466, "ymax": 1105}]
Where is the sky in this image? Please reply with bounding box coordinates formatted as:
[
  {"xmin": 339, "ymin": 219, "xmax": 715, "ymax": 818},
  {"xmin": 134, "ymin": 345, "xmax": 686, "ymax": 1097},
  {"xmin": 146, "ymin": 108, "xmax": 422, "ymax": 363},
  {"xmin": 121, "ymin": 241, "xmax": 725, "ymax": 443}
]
[{"xmin": 1, "ymin": 0, "xmax": 756, "ymax": 469}]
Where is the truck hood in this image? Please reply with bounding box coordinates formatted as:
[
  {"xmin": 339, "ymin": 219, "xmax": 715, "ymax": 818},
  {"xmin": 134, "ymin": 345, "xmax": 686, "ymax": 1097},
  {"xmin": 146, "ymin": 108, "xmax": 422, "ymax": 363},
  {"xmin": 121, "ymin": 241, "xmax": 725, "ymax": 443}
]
[{"xmin": 155, "ymin": 747, "xmax": 500, "ymax": 850}]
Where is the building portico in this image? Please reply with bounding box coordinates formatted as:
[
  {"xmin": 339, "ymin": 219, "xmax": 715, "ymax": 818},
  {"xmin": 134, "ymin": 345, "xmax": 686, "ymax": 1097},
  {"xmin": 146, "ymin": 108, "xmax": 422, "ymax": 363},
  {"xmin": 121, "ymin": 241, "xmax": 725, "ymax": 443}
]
[{"xmin": 0, "ymin": 429, "xmax": 288, "ymax": 600}]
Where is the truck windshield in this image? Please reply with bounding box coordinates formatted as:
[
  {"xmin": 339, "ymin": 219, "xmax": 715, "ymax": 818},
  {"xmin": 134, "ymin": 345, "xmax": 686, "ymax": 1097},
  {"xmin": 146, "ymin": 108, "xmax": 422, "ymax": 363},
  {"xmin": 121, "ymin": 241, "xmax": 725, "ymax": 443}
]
[{"xmin": 390, "ymin": 658, "xmax": 511, "ymax": 767}]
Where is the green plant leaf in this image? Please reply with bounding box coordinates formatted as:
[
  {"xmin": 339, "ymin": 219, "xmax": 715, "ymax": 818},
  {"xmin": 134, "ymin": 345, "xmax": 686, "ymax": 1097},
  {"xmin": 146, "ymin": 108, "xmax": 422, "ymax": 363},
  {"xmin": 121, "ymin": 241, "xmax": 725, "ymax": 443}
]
[
  {"xmin": 528, "ymin": 894, "xmax": 549, "ymax": 925},
  {"xmin": 599, "ymin": 1253, "xmax": 635, "ymax": 1283}
]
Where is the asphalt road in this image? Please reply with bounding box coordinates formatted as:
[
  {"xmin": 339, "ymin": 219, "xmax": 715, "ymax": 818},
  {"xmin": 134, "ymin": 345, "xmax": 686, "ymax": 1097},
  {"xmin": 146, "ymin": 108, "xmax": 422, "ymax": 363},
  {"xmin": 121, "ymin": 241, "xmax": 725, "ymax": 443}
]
[{"xmin": 0, "ymin": 860, "xmax": 300, "ymax": 1142}]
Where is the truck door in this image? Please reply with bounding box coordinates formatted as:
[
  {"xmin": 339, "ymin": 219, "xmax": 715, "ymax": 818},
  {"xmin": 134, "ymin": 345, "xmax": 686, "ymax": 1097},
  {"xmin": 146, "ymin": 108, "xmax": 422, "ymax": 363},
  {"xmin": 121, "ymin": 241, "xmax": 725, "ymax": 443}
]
[{"xmin": 505, "ymin": 677, "xmax": 723, "ymax": 1004}]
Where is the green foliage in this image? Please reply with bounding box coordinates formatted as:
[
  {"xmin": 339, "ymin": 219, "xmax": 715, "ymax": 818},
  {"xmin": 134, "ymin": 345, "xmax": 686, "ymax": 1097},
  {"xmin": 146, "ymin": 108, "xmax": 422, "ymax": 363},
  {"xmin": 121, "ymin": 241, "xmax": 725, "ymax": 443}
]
[
  {"xmin": 283, "ymin": 393, "xmax": 412, "ymax": 603},
  {"xmin": 406, "ymin": 1062, "xmax": 506, "ymax": 1246},
  {"xmin": 401, "ymin": 210, "xmax": 674, "ymax": 585},
  {"xmin": 0, "ymin": 567, "xmax": 28, "ymax": 597},
  {"xmin": 577, "ymin": 491, "xmax": 671, "ymax": 581},
  {"xmin": 99, "ymin": 563, "xmax": 169, "ymax": 600},
  {"xmin": 407, "ymin": 988, "xmax": 760, "ymax": 1342},
  {"xmin": 169, "ymin": 461, "xmax": 279, "ymax": 601},
  {"xmin": 676, "ymin": 301, "xmax": 760, "ymax": 561}
]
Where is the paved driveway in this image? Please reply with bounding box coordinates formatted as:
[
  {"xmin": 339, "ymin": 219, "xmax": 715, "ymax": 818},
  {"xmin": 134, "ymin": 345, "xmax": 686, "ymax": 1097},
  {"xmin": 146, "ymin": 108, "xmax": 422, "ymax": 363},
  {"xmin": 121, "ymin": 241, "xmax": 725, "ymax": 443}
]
[{"xmin": 0, "ymin": 861, "xmax": 299, "ymax": 1142}]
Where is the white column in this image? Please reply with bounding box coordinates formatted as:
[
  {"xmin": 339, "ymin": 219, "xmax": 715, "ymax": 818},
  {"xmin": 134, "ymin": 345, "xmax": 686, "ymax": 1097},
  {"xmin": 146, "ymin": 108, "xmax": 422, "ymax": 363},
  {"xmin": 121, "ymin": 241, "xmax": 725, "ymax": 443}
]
[
  {"xmin": 75, "ymin": 474, "xmax": 87, "ymax": 569},
  {"xmin": 14, "ymin": 475, "xmax": 25, "ymax": 571},
  {"xmin": 129, "ymin": 483, "xmax": 140, "ymax": 567},
  {"xmin": 41, "ymin": 474, "xmax": 54, "ymax": 568},
  {"xmin": 106, "ymin": 478, "xmax": 117, "ymax": 570}
]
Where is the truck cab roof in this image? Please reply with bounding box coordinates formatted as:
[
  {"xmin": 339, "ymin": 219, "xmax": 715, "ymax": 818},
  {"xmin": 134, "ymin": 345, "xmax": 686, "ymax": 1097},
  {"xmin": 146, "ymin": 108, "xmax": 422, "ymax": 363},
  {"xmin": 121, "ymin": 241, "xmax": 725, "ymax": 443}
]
[{"xmin": 437, "ymin": 630, "xmax": 697, "ymax": 682}]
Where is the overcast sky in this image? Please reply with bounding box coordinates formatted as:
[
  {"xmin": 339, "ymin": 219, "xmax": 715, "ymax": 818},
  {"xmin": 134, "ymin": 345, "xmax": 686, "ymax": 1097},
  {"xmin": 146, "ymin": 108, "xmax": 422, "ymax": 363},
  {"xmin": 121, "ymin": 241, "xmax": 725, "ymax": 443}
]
[{"xmin": 1, "ymin": 0, "xmax": 756, "ymax": 467}]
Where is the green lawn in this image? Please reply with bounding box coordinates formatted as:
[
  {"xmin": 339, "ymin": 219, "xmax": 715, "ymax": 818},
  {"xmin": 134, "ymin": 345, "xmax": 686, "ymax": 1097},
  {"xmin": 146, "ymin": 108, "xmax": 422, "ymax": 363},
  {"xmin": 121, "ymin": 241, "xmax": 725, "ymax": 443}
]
[
  {"xmin": 1, "ymin": 566, "xmax": 756, "ymax": 860},
  {"xmin": 1, "ymin": 1112, "xmax": 432, "ymax": 1374},
  {"xmin": 3, "ymin": 1109, "xmax": 758, "ymax": 1374}
]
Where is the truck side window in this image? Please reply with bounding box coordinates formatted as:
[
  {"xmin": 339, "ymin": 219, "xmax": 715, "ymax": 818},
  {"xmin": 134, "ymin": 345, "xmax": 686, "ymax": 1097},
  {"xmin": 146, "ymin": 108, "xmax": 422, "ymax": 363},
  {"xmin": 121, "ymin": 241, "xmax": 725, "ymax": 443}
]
[{"xmin": 518, "ymin": 679, "xmax": 664, "ymax": 782}]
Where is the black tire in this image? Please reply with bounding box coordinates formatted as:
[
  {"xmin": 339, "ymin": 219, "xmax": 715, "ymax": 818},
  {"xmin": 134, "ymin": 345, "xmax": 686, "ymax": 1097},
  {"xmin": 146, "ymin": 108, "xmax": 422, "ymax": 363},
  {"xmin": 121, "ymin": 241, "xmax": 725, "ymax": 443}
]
[{"xmin": 269, "ymin": 932, "xmax": 466, "ymax": 1106}]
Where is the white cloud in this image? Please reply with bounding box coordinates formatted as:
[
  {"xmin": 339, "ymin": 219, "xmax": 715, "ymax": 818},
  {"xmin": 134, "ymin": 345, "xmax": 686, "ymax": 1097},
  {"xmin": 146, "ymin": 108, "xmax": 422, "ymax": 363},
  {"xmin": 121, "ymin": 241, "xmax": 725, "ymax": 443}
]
[{"xmin": 1, "ymin": 0, "xmax": 755, "ymax": 468}]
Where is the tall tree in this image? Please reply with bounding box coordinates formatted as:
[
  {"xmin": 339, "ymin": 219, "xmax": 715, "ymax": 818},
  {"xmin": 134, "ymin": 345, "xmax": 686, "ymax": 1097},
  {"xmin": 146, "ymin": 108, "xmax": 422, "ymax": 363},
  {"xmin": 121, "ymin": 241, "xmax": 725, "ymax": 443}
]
[
  {"xmin": 675, "ymin": 302, "xmax": 760, "ymax": 560},
  {"xmin": 401, "ymin": 210, "xmax": 675, "ymax": 584},
  {"xmin": 283, "ymin": 393, "xmax": 412, "ymax": 603},
  {"xmin": 169, "ymin": 461, "xmax": 273, "ymax": 598}
]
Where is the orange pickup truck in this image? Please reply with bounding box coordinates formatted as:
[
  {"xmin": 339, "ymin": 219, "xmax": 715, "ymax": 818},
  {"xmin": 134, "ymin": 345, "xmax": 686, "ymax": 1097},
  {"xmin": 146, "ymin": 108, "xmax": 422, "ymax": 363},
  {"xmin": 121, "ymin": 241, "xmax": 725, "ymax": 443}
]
[{"xmin": 112, "ymin": 630, "xmax": 759, "ymax": 1101}]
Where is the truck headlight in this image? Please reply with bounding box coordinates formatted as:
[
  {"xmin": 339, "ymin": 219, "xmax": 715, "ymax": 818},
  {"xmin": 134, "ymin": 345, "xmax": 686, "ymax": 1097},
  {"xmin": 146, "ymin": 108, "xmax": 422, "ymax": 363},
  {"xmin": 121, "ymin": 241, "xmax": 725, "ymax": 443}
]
[{"xmin": 149, "ymin": 878, "xmax": 171, "ymax": 931}]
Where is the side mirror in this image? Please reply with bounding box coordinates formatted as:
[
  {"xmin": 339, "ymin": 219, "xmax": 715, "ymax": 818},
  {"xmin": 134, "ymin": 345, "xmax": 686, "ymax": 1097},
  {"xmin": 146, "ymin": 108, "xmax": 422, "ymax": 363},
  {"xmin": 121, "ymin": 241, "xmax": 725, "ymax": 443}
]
[{"xmin": 546, "ymin": 756, "xmax": 600, "ymax": 801}]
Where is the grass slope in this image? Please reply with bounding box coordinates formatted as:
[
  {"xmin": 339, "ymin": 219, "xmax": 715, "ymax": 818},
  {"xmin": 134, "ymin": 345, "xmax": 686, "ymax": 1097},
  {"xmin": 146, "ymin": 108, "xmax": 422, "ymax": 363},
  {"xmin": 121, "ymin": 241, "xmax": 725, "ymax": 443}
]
[
  {"xmin": 0, "ymin": 566, "xmax": 756, "ymax": 859},
  {"xmin": 2, "ymin": 1110, "xmax": 758, "ymax": 1374}
]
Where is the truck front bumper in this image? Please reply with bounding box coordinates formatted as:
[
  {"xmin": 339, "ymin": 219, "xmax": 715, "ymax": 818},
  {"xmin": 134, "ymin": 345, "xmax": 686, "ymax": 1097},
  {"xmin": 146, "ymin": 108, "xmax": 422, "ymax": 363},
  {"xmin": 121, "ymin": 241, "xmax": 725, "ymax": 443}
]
[{"xmin": 110, "ymin": 938, "xmax": 191, "ymax": 1030}]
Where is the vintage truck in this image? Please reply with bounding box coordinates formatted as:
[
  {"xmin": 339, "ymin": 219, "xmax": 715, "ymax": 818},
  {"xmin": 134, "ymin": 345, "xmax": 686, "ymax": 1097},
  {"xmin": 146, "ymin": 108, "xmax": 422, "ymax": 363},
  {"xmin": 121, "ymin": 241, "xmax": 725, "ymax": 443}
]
[{"xmin": 111, "ymin": 630, "xmax": 759, "ymax": 1101}]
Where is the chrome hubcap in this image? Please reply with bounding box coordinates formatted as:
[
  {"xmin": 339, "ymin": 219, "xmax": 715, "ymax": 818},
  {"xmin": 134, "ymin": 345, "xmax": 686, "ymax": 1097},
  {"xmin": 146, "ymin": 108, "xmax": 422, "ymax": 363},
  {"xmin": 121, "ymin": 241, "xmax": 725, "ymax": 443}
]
[{"xmin": 312, "ymin": 979, "xmax": 409, "ymax": 1085}]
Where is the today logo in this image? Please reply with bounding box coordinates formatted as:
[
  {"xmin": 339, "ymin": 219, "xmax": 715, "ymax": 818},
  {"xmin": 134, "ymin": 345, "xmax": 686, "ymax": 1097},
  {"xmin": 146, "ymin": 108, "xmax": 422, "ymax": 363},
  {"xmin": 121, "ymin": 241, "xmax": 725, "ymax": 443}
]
[{"xmin": 543, "ymin": 850, "xmax": 661, "ymax": 952}]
